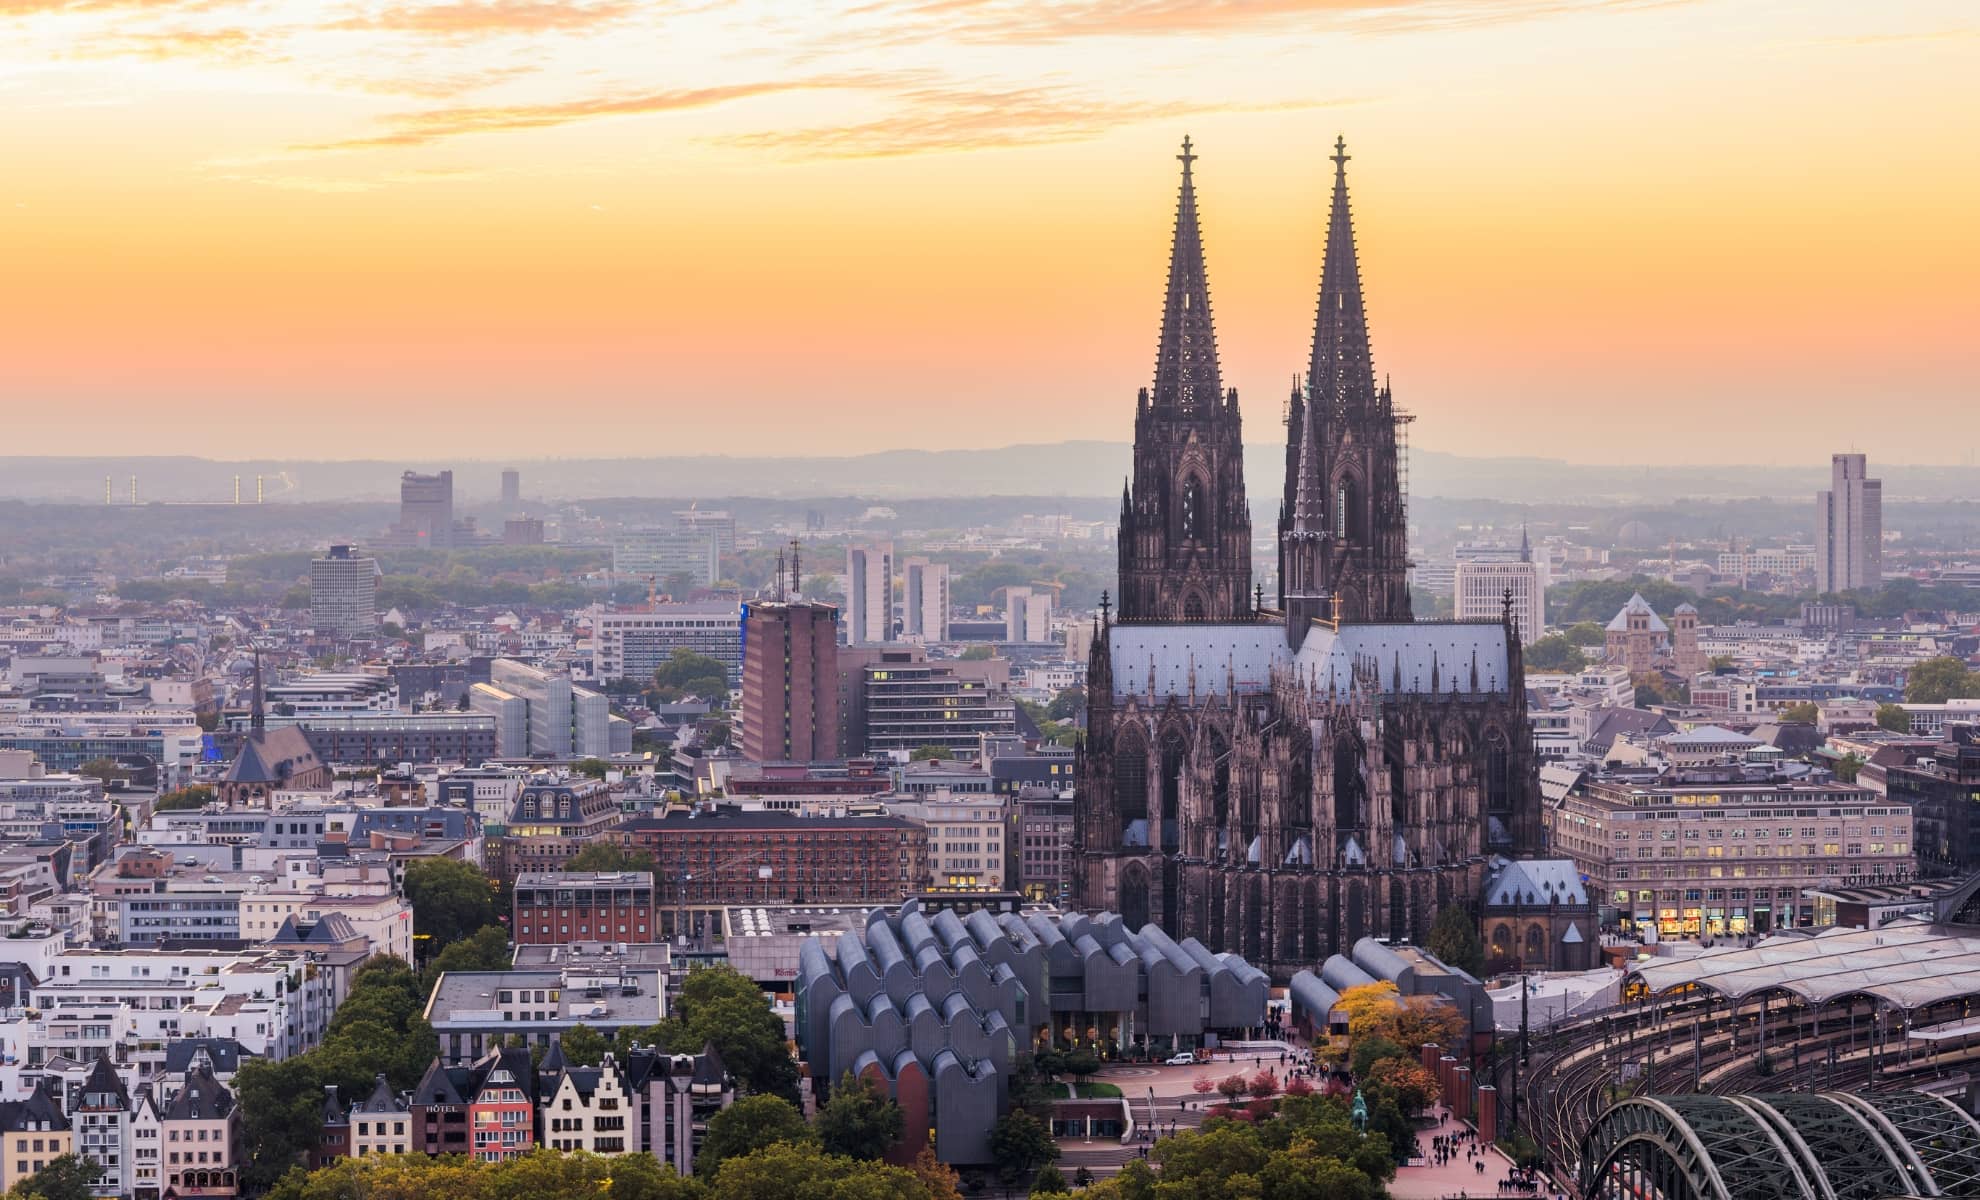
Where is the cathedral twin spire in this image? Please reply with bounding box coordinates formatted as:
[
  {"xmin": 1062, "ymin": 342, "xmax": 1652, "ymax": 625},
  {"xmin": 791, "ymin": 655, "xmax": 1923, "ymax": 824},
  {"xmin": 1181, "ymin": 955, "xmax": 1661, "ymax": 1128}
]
[{"xmin": 1119, "ymin": 133, "xmax": 1409, "ymax": 632}]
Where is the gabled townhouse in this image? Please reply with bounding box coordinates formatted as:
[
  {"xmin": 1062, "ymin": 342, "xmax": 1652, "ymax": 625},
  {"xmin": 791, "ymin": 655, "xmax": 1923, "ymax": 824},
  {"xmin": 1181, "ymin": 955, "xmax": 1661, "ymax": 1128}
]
[
  {"xmin": 540, "ymin": 1051, "xmax": 632, "ymax": 1155},
  {"xmin": 67, "ymin": 1055, "xmax": 129, "ymax": 1198},
  {"xmin": 0, "ymin": 1078, "xmax": 72, "ymax": 1195},
  {"xmin": 348, "ymin": 1074, "xmax": 411, "ymax": 1158},
  {"xmin": 159, "ymin": 1053, "xmax": 237, "ymax": 1199}
]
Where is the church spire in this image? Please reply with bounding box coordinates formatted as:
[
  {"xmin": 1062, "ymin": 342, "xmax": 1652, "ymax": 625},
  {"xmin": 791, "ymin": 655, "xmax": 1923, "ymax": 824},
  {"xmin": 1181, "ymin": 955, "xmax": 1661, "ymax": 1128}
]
[
  {"xmin": 1309, "ymin": 136, "xmax": 1376, "ymax": 417},
  {"xmin": 1151, "ymin": 136, "xmax": 1223, "ymax": 411},
  {"xmin": 1291, "ymin": 381, "xmax": 1326, "ymax": 532}
]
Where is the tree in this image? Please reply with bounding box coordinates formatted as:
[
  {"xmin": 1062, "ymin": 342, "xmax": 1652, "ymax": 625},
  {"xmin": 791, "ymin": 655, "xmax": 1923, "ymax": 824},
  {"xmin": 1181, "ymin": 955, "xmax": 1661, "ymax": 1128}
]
[
  {"xmin": 76, "ymin": 758, "xmax": 120, "ymax": 785},
  {"xmin": 1709, "ymin": 655, "xmax": 1737, "ymax": 671},
  {"xmin": 1045, "ymin": 687, "xmax": 1085, "ymax": 721},
  {"xmin": 1780, "ymin": 701, "xmax": 1820, "ymax": 724},
  {"xmin": 1523, "ymin": 634, "xmax": 1587, "ymax": 673},
  {"xmin": 402, "ymin": 857, "xmax": 496, "ymax": 955},
  {"xmin": 1365, "ymin": 1057, "xmax": 1438, "ymax": 1114},
  {"xmin": 652, "ymin": 649, "xmax": 730, "ymax": 704},
  {"xmin": 1876, "ymin": 703, "xmax": 1913, "ymax": 733},
  {"xmin": 1633, "ymin": 673, "xmax": 1688, "ymax": 708},
  {"xmin": 1425, "ymin": 905, "xmax": 1485, "ymax": 977},
  {"xmin": 1334, "ymin": 982, "xmax": 1404, "ymax": 1042},
  {"xmin": 989, "ymin": 1110, "xmax": 1059, "ymax": 1183},
  {"xmin": 155, "ymin": 784, "xmax": 216, "ymax": 811},
  {"xmin": 1833, "ymin": 753, "xmax": 1865, "ymax": 783},
  {"xmin": 699, "ymin": 1095, "xmax": 814, "ymax": 1176},
  {"xmin": 234, "ymin": 1057, "xmax": 329, "ymax": 1194},
  {"xmin": 566, "ymin": 842, "xmax": 658, "ymax": 874},
  {"xmin": 1247, "ymin": 1069, "xmax": 1279, "ymax": 1101},
  {"xmin": 1564, "ymin": 621, "xmax": 1607, "ymax": 647},
  {"xmin": 817, "ymin": 1073, "xmax": 904, "ymax": 1161},
  {"xmin": 560, "ymin": 1022, "xmax": 609, "ymax": 1067},
  {"xmin": 1391, "ymin": 995, "xmax": 1468, "ymax": 1053},
  {"xmin": 959, "ymin": 644, "xmax": 995, "ymax": 661},
  {"xmin": 426, "ymin": 925, "xmax": 512, "ymax": 979},
  {"xmin": 910, "ymin": 744, "xmax": 950, "ymax": 761},
  {"xmin": 671, "ymin": 966, "xmax": 800, "ymax": 1101},
  {"xmin": 711, "ymin": 1140, "xmax": 934, "ymax": 1200},
  {"xmin": 1061, "ymin": 1048, "xmax": 1100, "ymax": 1082},
  {"xmin": 573, "ymin": 757, "xmax": 612, "ymax": 779},
  {"xmin": 1215, "ymin": 1073, "xmax": 1248, "ymax": 1105},
  {"xmin": 1909, "ymin": 656, "xmax": 1979, "ymax": 704},
  {"xmin": 1349, "ymin": 1036, "xmax": 1404, "ymax": 1079},
  {"xmin": 1030, "ymin": 1164, "xmax": 1069, "ymax": 1194},
  {"xmin": 7, "ymin": 1154, "xmax": 101, "ymax": 1200}
]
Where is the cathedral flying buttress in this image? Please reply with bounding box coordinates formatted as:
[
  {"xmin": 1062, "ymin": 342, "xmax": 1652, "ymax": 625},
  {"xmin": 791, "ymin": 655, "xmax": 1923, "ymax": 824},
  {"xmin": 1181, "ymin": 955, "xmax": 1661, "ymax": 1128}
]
[{"xmin": 1075, "ymin": 138, "xmax": 1545, "ymax": 980}]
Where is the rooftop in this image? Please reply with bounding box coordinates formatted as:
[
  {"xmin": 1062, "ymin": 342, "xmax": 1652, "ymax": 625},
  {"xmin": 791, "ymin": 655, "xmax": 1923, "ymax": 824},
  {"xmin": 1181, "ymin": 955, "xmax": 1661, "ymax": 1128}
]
[{"xmin": 1627, "ymin": 922, "xmax": 1980, "ymax": 1009}]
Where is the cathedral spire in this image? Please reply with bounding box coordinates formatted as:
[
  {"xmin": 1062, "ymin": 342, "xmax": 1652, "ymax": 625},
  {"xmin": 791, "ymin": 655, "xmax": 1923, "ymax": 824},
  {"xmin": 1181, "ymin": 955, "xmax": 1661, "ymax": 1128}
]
[
  {"xmin": 1309, "ymin": 135, "xmax": 1376, "ymax": 416},
  {"xmin": 1291, "ymin": 381, "xmax": 1326, "ymax": 532},
  {"xmin": 1151, "ymin": 136, "xmax": 1223, "ymax": 411}
]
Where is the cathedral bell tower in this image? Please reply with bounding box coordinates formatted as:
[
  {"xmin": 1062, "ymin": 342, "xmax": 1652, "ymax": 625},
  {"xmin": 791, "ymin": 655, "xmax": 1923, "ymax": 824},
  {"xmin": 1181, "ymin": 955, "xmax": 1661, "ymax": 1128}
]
[
  {"xmin": 1278, "ymin": 137, "xmax": 1412, "ymax": 637},
  {"xmin": 1116, "ymin": 138, "xmax": 1253, "ymax": 624}
]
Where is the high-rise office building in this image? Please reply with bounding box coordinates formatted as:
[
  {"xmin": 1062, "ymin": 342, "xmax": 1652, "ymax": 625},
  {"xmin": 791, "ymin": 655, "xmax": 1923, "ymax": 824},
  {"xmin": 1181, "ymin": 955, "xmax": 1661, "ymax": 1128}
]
[
  {"xmin": 398, "ymin": 470, "xmax": 455, "ymax": 549},
  {"xmin": 500, "ymin": 469, "xmax": 521, "ymax": 507},
  {"xmin": 593, "ymin": 602, "xmax": 743, "ymax": 684},
  {"xmin": 1004, "ymin": 587, "xmax": 1053, "ymax": 643},
  {"xmin": 1454, "ymin": 529, "xmax": 1543, "ymax": 645},
  {"xmin": 740, "ymin": 600, "xmax": 840, "ymax": 763},
  {"xmin": 673, "ymin": 508, "xmax": 737, "ymax": 556},
  {"xmin": 309, "ymin": 545, "xmax": 379, "ymax": 637},
  {"xmin": 612, "ymin": 528, "xmax": 719, "ymax": 589},
  {"xmin": 846, "ymin": 543, "xmax": 895, "ymax": 644},
  {"xmin": 903, "ymin": 557, "xmax": 949, "ymax": 642},
  {"xmin": 1816, "ymin": 453, "xmax": 1882, "ymax": 592}
]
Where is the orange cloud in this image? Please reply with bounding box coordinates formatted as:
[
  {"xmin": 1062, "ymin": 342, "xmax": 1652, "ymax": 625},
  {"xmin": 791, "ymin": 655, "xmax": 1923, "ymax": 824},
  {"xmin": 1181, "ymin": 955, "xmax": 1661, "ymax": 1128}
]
[
  {"xmin": 299, "ymin": 77, "xmax": 883, "ymax": 150},
  {"xmin": 855, "ymin": 0, "xmax": 1689, "ymax": 43},
  {"xmin": 324, "ymin": 0, "xmax": 636, "ymax": 38},
  {"xmin": 723, "ymin": 86, "xmax": 1353, "ymax": 158}
]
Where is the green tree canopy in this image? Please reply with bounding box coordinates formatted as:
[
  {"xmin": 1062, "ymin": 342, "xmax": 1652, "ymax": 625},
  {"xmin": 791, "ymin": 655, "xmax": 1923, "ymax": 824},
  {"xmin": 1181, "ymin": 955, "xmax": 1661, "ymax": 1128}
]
[
  {"xmin": 6, "ymin": 1154, "xmax": 101, "ymax": 1200},
  {"xmin": 1780, "ymin": 701, "xmax": 1820, "ymax": 724},
  {"xmin": 565, "ymin": 842, "xmax": 659, "ymax": 874},
  {"xmin": 402, "ymin": 857, "xmax": 497, "ymax": 954},
  {"xmin": 989, "ymin": 1110, "xmax": 1059, "ymax": 1183},
  {"xmin": 1876, "ymin": 703, "xmax": 1912, "ymax": 733},
  {"xmin": 559, "ymin": 1023, "xmax": 609, "ymax": 1067},
  {"xmin": 155, "ymin": 784, "xmax": 215, "ymax": 811},
  {"xmin": 653, "ymin": 649, "xmax": 730, "ymax": 704},
  {"xmin": 1425, "ymin": 904, "xmax": 1486, "ymax": 978},
  {"xmin": 1564, "ymin": 621, "xmax": 1607, "ymax": 647},
  {"xmin": 668, "ymin": 965, "xmax": 800, "ymax": 1101},
  {"xmin": 817, "ymin": 1073, "xmax": 905, "ymax": 1162},
  {"xmin": 573, "ymin": 757, "xmax": 612, "ymax": 779},
  {"xmin": 1045, "ymin": 686, "xmax": 1085, "ymax": 721},
  {"xmin": 1908, "ymin": 656, "xmax": 1979, "ymax": 704},
  {"xmin": 711, "ymin": 1140, "xmax": 937, "ymax": 1200},
  {"xmin": 1523, "ymin": 633, "xmax": 1587, "ymax": 673},
  {"xmin": 958, "ymin": 644, "xmax": 995, "ymax": 661},
  {"xmin": 910, "ymin": 744, "xmax": 950, "ymax": 761},
  {"xmin": 426, "ymin": 925, "xmax": 512, "ymax": 980},
  {"xmin": 698, "ymin": 1095, "xmax": 814, "ymax": 1177}
]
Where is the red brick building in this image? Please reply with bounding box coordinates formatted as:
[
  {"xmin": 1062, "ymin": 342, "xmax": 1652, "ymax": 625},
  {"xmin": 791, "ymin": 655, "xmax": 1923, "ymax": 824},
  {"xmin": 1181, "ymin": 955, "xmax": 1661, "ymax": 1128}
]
[
  {"xmin": 612, "ymin": 808, "xmax": 926, "ymax": 940},
  {"xmin": 740, "ymin": 600, "xmax": 841, "ymax": 763},
  {"xmin": 511, "ymin": 871, "xmax": 657, "ymax": 944}
]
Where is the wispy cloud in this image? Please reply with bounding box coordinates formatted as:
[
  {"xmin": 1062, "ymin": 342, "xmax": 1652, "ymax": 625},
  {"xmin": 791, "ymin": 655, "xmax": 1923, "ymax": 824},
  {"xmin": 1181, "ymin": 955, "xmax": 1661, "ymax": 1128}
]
[
  {"xmin": 299, "ymin": 77, "xmax": 879, "ymax": 151},
  {"xmin": 721, "ymin": 85, "xmax": 1356, "ymax": 159},
  {"xmin": 70, "ymin": 26, "xmax": 273, "ymax": 63},
  {"xmin": 323, "ymin": 0, "xmax": 637, "ymax": 39},
  {"xmin": 851, "ymin": 0, "xmax": 1688, "ymax": 43}
]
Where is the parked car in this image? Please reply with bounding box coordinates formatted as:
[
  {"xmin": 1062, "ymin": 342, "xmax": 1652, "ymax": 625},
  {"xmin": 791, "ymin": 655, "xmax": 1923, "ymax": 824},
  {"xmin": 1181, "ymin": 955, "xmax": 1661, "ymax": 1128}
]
[{"xmin": 1165, "ymin": 1052, "xmax": 1195, "ymax": 1066}]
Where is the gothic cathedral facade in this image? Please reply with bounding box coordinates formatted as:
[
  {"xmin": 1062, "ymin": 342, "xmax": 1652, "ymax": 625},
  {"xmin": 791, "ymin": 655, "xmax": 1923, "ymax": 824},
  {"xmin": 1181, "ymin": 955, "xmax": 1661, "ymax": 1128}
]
[{"xmin": 1075, "ymin": 139, "xmax": 1545, "ymax": 980}]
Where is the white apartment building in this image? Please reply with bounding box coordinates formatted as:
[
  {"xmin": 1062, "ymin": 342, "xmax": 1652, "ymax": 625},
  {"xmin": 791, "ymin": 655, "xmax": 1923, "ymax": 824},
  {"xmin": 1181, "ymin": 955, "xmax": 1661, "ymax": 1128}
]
[
  {"xmin": 1004, "ymin": 588, "xmax": 1054, "ymax": 644},
  {"xmin": 846, "ymin": 543, "xmax": 895, "ymax": 644},
  {"xmin": 1455, "ymin": 558, "xmax": 1544, "ymax": 645},
  {"xmin": 902, "ymin": 558, "xmax": 950, "ymax": 642}
]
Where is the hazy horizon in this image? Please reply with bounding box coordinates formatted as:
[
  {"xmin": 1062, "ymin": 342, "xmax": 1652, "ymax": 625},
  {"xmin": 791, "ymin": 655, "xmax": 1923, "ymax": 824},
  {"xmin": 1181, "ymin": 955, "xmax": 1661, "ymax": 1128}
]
[{"xmin": 4, "ymin": 1, "xmax": 1976, "ymax": 463}]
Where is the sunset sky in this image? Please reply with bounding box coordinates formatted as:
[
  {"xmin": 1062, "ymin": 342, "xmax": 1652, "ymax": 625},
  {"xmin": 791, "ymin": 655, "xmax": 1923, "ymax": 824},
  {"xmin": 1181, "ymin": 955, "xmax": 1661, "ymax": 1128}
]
[{"xmin": 2, "ymin": 0, "xmax": 1974, "ymax": 464}]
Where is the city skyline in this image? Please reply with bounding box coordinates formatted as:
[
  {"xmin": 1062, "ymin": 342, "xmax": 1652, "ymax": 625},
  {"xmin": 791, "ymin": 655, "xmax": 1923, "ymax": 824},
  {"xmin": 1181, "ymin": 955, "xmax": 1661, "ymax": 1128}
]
[{"xmin": 3, "ymin": 0, "xmax": 1975, "ymax": 463}]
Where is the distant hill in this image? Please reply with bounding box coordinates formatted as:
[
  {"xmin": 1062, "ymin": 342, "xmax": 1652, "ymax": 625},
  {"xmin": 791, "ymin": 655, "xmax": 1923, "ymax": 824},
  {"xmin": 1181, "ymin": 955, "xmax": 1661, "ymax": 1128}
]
[{"xmin": 2, "ymin": 445, "xmax": 1974, "ymax": 505}]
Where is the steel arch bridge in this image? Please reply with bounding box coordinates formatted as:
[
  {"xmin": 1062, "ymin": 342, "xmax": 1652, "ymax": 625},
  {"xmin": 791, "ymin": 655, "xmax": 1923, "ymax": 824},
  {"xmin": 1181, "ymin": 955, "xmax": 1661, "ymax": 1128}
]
[{"xmin": 1578, "ymin": 1090, "xmax": 1980, "ymax": 1199}]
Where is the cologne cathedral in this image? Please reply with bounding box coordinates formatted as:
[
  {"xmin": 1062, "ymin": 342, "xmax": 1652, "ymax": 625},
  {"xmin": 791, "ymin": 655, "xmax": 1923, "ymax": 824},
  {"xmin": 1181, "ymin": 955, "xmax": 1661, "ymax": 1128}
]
[{"xmin": 1075, "ymin": 138, "xmax": 1544, "ymax": 979}]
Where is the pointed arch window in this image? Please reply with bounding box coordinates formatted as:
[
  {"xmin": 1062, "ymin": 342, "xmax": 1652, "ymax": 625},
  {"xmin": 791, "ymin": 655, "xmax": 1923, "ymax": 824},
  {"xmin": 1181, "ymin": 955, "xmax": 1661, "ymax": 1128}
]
[{"xmin": 1181, "ymin": 477, "xmax": 1203, "ymax": 541}]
